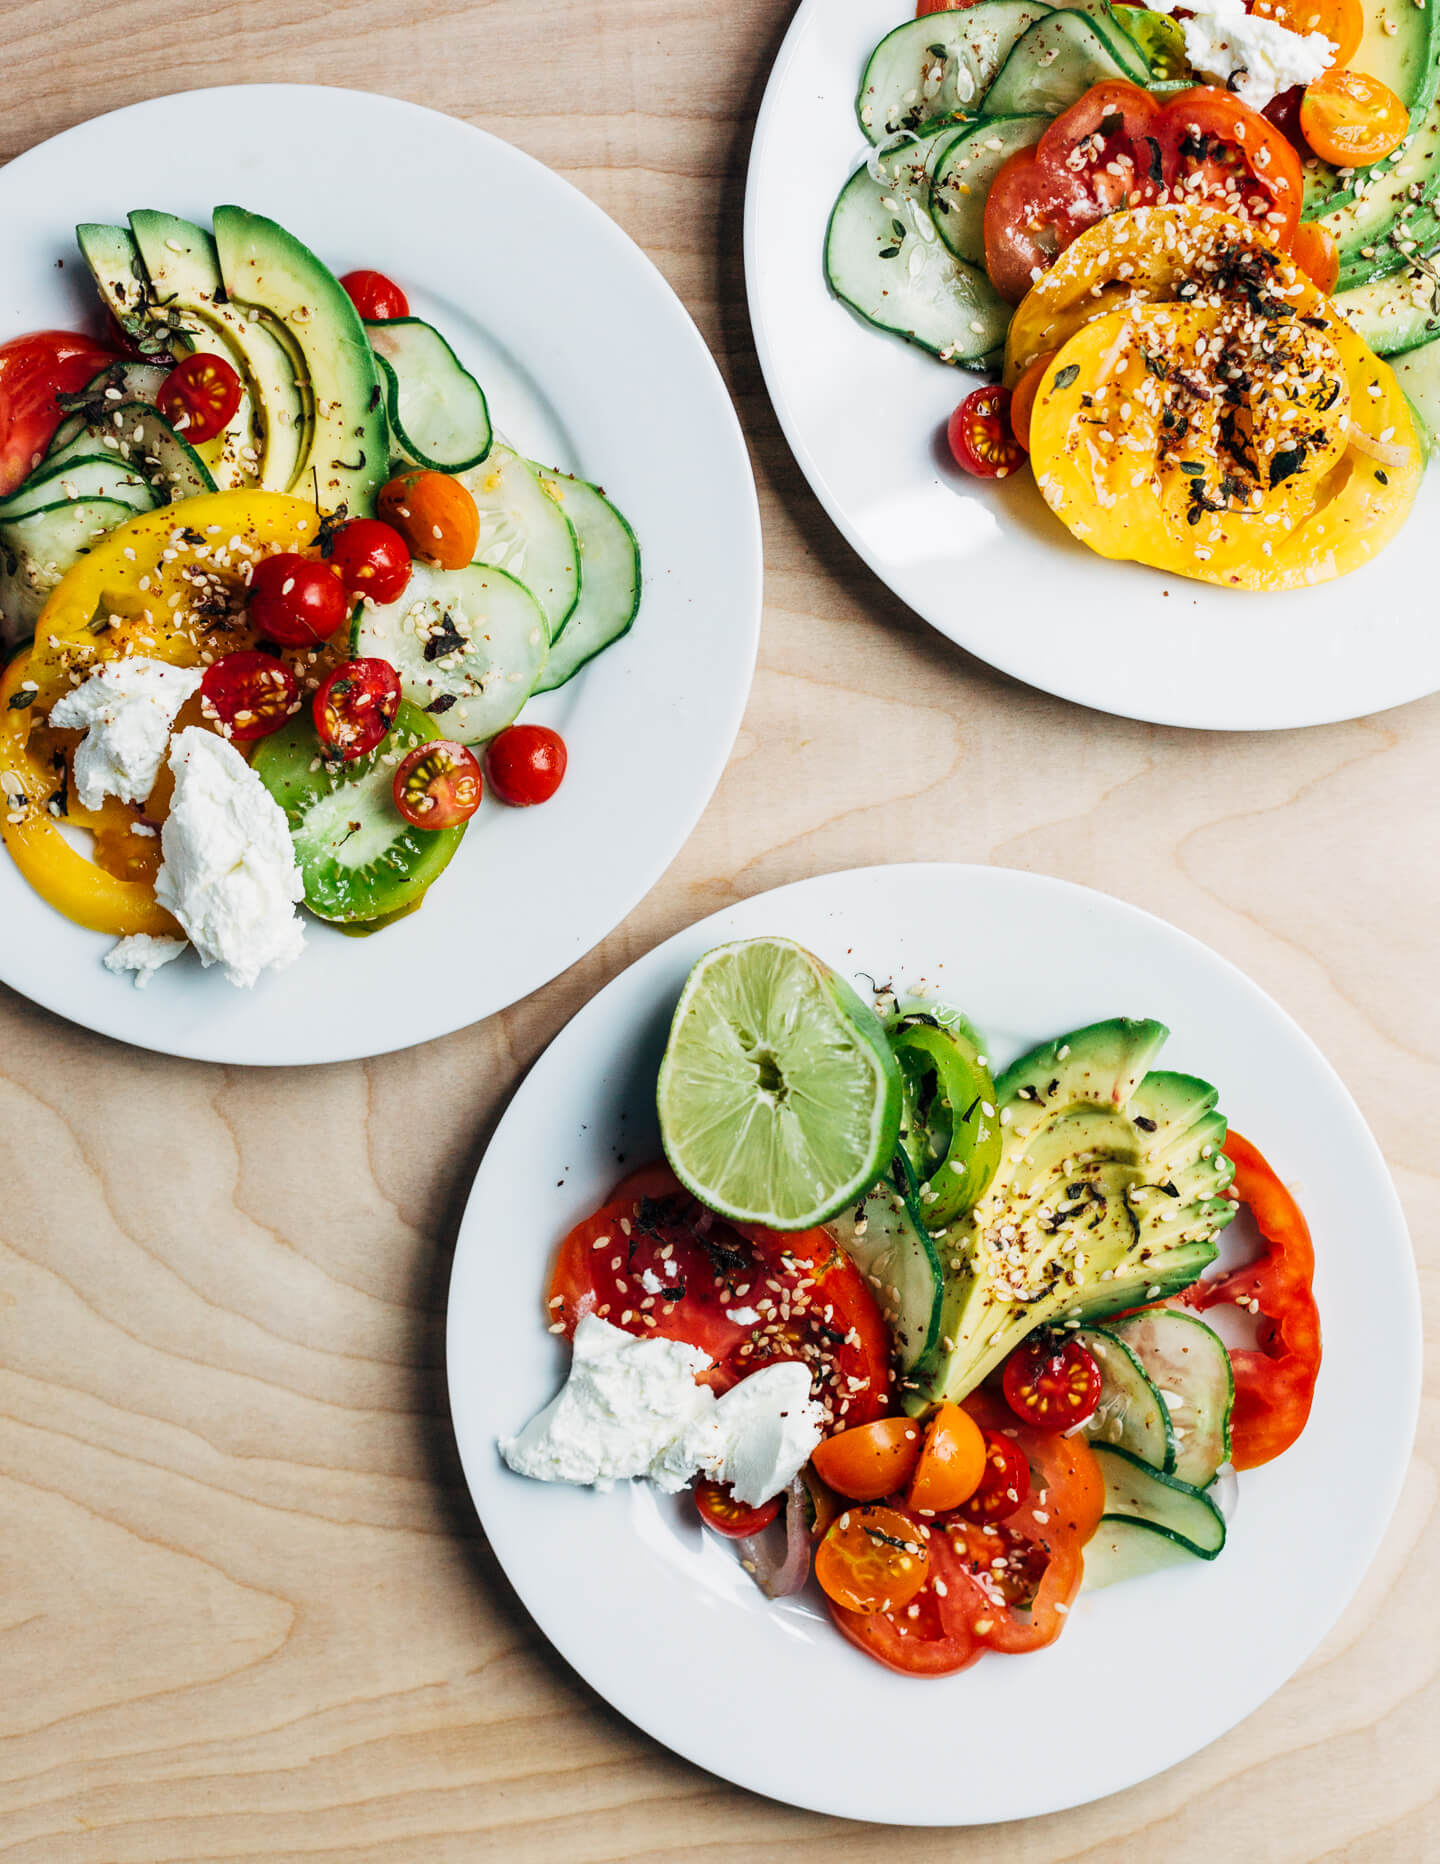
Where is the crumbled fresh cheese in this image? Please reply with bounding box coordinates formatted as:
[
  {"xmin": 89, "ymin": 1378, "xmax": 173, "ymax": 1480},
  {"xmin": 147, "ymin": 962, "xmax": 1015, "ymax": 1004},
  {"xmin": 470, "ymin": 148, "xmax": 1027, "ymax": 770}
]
[
  {"xmin": 724, "ymin": 1306, "xmax": 761, "ymax": 1326},
  {"xmin": 639, "ymin": 1267, "xmax": 666, "ymax": 1295},
  {"xmin": 48, "ymin": 657, "xmax": 203, "ymax": 810},
  {"xmin": 103, "ymin": 933, "xmax": 187, "ymax": 988},
  {"xmin": 1154, "ymin": 0, "xmax": 1335, "ymax": 109},
  {"xmin": 500, "ymin": 1315, "xmax": 825, "ymax": 1506},
  {"xmin": 153, "ymin": 728, "xmax": 305, "ymax": 988}
]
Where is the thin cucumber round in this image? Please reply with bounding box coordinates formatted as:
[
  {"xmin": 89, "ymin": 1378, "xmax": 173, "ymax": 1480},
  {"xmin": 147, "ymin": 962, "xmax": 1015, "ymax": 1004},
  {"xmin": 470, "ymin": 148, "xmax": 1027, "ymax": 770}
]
[
  {"xmin": 825, "ymin": 163, "xmax": 1011, "ymax": 366},
  {"xmin": 0, "ymin": 455, "xmax": 154, "ymax": 524},
  {"xmin": 983, "ymin": 12, "xmax": 1143, "ymax": 116},
  {"xmin": 857, "ymin": 4, "xmax": 1052, "ymax": 143},
  {"xmin": 531, "ymin": 471, "xmax": 640, "ymax": 692},
  {"xmin": 458, "ymin": 444, "xmax": 580, "ymax": 640},
  {"xmin": 828, "ymin": 1163, "xmax": 943, "ymax": 1373},
  {"xmin": 932, "ymin": 114, "xmax": 1049, "ymax": 267},
  {"xmin": 1108, "ymin": 1310, "xmax": 1233, "ymax": 1487},
  {"xmin": 1077, "ymin": 1326, "xmax": 1176, "ymax": 1471},
  {"xmin": 1082, "ymin": 1515, "xmax": 1207, "ymax": 1591},
  {"xmin": 53, "ymin": 399, "xmax": 215, "ymax": 503},
  {"xmin": 0, "ymin": 496, "xmax": 138, "ymax": 643},
  {"xmin": 1092, "ymin": 1443, "xmax": 1227, "ymax": 1557},
  {"xmin": 352, "ymin": 559, "xmax": 548, "ymax": 744},
  {"xmin": 367, "ymin": 317, "xmax": 493, "ymax": 473}
]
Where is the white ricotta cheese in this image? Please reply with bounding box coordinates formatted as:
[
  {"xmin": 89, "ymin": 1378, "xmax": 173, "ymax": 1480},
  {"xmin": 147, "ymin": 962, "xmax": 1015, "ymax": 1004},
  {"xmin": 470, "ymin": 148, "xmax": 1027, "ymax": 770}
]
[
  {"xmin": 48, "ymin": 657, "xmax": 204, "ymax": 811},
  {"xmin": 153, "ymin": 728, "xmax": 306, "ymax": 988},
  {"xmin": 499, "ymin": 1315, "xmax": 715, "ymax": 1491},
  {"xmin": 1179, "ymin": 9, "xmax": 1334, "ymax": 108},
  {"xmin": 679, "ymin": 1361, "xmax": 825, "ymax": 1506},
  {"xmin": 103, "ymin": 933, "xmax": 187, "ymax": 988}
]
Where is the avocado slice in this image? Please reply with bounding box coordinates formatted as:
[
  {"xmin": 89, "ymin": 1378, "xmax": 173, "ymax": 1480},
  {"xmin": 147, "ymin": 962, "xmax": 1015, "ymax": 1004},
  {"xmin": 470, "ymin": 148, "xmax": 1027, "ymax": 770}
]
[
  {"xmin": 904, "ymin": 1019, "xmax": 1235, "ymax": 1413},
  {"xmin": 212, "ymin": 206, "xmax": 388, "ymax": 518},
  {"xmin": 127, "ymin": 211, "xmax": 308, "ymax": 493}
]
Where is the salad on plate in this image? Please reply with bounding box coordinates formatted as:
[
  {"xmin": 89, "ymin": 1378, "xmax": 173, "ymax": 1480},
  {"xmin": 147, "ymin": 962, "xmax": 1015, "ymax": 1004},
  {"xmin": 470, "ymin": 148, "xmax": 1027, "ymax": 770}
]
[
  {"xmin": 499, "ymin": 935, "xmax": 1322, "ymax": 1677},
  {"xmin": 0, "ymin": 209, "xmax": 639, "ymax": 989},
  {"xmin": 826, "ymin": 0, "xmax": 1440, "ymax": 588}
]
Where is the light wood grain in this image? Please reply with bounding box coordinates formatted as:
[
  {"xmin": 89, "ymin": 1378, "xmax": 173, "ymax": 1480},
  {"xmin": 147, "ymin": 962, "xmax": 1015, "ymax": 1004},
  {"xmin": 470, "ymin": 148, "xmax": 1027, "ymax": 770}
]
[{"xmin": 0, "ymin": 3, "xmax": 1436, "ymax": 1857}]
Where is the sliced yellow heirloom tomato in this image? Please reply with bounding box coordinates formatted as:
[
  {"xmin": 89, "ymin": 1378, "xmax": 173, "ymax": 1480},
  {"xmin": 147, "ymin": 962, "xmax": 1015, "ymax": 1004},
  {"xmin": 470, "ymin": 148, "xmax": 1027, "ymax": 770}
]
[{"xmin": 25, "ymin": 490, "xmax": 322, "ymax": 710}]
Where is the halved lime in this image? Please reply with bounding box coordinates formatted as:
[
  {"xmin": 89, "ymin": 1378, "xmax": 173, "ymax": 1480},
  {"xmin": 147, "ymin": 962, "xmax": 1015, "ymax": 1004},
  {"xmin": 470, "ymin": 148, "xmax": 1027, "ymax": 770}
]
[{"xmin": 656, "ymin": 936, "xmax": 902, "ymax": 1229}]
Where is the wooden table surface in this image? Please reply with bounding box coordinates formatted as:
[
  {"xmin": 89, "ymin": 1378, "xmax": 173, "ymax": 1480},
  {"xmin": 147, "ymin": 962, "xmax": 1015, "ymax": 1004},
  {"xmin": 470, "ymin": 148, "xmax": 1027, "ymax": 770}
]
[{"xmin": 1, "ymin": 3, "xmax": 1435, "ymax": 1858}]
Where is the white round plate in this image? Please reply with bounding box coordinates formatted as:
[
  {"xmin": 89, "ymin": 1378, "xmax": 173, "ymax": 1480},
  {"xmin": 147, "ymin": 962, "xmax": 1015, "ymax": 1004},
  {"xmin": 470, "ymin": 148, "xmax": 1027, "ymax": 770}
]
[
  {"xmin": 744, "ymin": 0, "xmax": 1440, "ymax": 731},
  {"xmin": 0, "ymin": 85, "xmax": 760, "ymax": 1064},
  {"xmin": 449, "ymin": 863, "xmax": 1418, "ymax": 1825}
]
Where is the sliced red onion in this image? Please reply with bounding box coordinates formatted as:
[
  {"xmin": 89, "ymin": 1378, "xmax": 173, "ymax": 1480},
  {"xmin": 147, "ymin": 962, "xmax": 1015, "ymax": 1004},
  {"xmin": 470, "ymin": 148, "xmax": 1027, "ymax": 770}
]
[{"xmin": 738, "ymin": 1474, "xmax": 812, "ymax": 1600}]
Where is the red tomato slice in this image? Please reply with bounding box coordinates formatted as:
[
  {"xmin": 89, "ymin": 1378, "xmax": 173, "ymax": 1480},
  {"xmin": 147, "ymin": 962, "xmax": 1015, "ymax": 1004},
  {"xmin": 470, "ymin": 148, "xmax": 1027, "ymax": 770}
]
[
  {"xmin": 1154, "ymin": 87, "xmax": 1304, "ymax": 249},
  {"xmin": 0, "ymin": 331, "xmax": 116, "ymax": 498},
  {"xmin": 199, "ymin": 651, "xmax": 298, "ymax": 742},
  {"xmin": 983, "ymin": 148, "xmax": 1099, "ymax": 303},
  {"xmin": 1177, "ymin": 1130, "xmax": 1321, "ymax": 1469},
  {"xmin": 156, "ymin": 353, "xmax": 244, "ymax": 444},
  {"xmin": 1001, "ymin": 1336, "xmax": 1102, "ymax": 1428},
  {"xmin": 545, "ymin": 1164, "xmax": 893, "ymax": 1422},
  {"xmin": 313, "ymin": 657, "xmax": 401, "ymax": 760},
  {"xmin": 694, "ymin": 1479, "xmax": 781, "ymax": 1539},
  {"xmin": 1034, "ymin": 80, "xmax": 1166, "ymax": 212}
]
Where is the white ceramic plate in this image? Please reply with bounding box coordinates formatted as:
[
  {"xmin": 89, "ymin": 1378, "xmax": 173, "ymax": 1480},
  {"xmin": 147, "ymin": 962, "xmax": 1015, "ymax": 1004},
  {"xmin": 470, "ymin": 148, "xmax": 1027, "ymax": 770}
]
[
  {"xmin": 744, "ymin": 0, "xmax": 1440, "ymax": 731},
  {"xmin": 0, "ymin": 85, "xmax": 760, "ymax": 1064},
  {"xmin": 449, "ymin": 863, "xmax": 1418, "ymax": 1825}
]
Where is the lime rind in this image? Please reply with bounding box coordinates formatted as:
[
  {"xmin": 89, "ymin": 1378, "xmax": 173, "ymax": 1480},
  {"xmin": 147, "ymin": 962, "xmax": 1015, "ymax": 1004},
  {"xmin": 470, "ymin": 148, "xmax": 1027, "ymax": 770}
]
[{"xmin": 656, "ymin": 936, "xmax": 902, "ymax": 1229}]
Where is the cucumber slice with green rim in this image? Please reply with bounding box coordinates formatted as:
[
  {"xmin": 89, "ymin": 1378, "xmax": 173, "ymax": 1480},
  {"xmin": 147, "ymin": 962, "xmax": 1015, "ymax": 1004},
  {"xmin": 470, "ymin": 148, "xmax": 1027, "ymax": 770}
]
[
  {"xmin": 657, "ymin": 936, "xmax": 904, "ymax": 1230},
  {"xmin": 828, "ymin": 1160, "xmax": 944, "ymax": 1372},
  {"xmin": 0, "ymin": 456, "xmax": 154, "ymax": 524},
  {"xmin": 1092, "ymin": 1442, "xmax": 1227, "ymax": 1558},
  {"xmin": 1108, "ymin": 1310, "xmax": 1234, "ymax": 1488},
  {"xmin": 983, "ymin": 12, "xmax": 1144, "ymax": 117},
  {"xmin": 857, "ymin": 4, "xmax": 1052, "ymax": 143},
  {"xmin": 0, "ymin": 496, "xmax": 138, "ymax": 642},
  {"xmin": 1077, "ymin": 1326, "xmax": 1176, "ymax": 1472},
  {"xmin": 352, "ymin": 559, "xmax": 548, "ymax": 743},
  {"xmin": 1082, "ymin": 1515, "xmax": 1207, "ymax": 1590},
  {"xmin": 826, "ymin": 163, "xmax": 1011, "ymax": 366},
  {"xmin": 252, "ymin": 700, "xmax": 466, "ymax": 924},
  {"xmin": 53, "ymin": 399, "xmax": 216, "ymax": 503},
  {"xmin": 1392, "ymin": 332, "xmax": 1440, "ymax": 453},
  {"xmin": 366, "ymin": 319, "xmax": 492, "ymax": 473},
  {"xmin": 530, "ymin": 472, "xmax": 641, "ymax": 692},
  {"xmin": 46, "ymin": 359, "xmax": 171, "ymax": 461},
  {"xmin": 457, "ymin": 444, "xmax": 580, "ymax": 640},
  {"xmin": 932, "ymin": 114, "xmax": 1049, "ymax": 267}
]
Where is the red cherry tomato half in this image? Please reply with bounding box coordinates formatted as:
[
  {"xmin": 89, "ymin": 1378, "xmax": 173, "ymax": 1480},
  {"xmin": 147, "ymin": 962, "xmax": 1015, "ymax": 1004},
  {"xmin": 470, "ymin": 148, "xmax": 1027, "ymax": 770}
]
[
  {"xmin": 340, "ymin": 269, "xmax": 410, "ymax": 321},
  {"xmin": 946, "ymin": 386, "xmax": 1025, "ymax": 479},
  {"xmin": 326, "ymin": 518, "xmax": 412, "ymax": 605},
  {"xmin": 200, "ymin": 651, "xmax": 299, "ymax": 742},
  {"xmin": 313, "ymin": 657, "xmax": 402, "ymax": 761},
  {"xmin": 1002, "ymin": 1337, "xmax": 1103, "ymax": 1429},
  {"xmin": 393, "ymin": 739, "xmax": 483, "ymax": 829},
  {"xmin": 484, "ymin": 723, "xmax": 568, "ymax": 806},
  {"xmin": 156, "ymin": 352, "xmax": 244, "ymax": 444},
  {"xmin": 0, "ymin": 330, "xmax": 117, "ymax": 498},
  {"xmin": 247, "ymin": 552, "xmax": 349, "ymax": 647},
  {"xmin": 694, "ymin": 1479, "xmax": 782, "ymax": 1539},
  {"xmin": 955, "ymin": 1428, "xmax": 1031, "ymax": 1523}
]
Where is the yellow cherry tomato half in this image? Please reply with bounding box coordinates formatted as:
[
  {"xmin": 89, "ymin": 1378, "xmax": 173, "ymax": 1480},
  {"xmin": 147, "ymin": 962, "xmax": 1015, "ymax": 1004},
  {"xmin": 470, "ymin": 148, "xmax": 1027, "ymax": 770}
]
[
  {"xmin": 814, "ymin": 1504, "xmax": 929, "ymax": 1614},
  {"xmin": 906, "ymin": 1401, "xmax": 988, "ymax": 1513},
  {"xmin": 810, "ymin": 1416, "xmax": 924, "ymax": 1502},
  {"xmin": 1301, "ymin": 68, "xmax": 1409, "ymax": 167},
  {"xmin": 377, "ymin": 470, "xmax": 479, "ymax": 570}
]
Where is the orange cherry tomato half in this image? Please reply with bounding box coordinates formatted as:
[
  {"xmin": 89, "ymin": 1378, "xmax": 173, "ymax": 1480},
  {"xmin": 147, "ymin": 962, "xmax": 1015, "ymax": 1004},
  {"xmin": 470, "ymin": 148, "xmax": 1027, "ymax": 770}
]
[
  {"xmin": 1289, "ymin": 216, "xmax": 1341, "ymax": 295},
  {"xmin": 1301, "ymin": 68, "xmax": 1410, "ymax": 167},
  {"xmin": 947, "ymin": 385, "xmax": 1025, "ymax": 478},
  {"xmin": 377, "ymin": 470, "xmax": 479, "ymax": 571},
  {"xmin": 815, "ymin": 1504, "xmax": 929, "ymax": 1614},
  {"xmin": 955, "ymin": 1428, "xmax": 1030, "ymax": 1523},
  {"xmin": 811, "ymin": 1417, "xmax": 924, "ymax": 1502},
  {"xmin": 393, "ymin": 738, "xmax": 483, "ymax": 829},
  {"xmin": 313, "ymin": 657, "xmax": 402, "ymax": 761},
  {"xmin": 1252, "ymin": 0, "xmax": 1363, "ymax": 62},
  {"xmin": 199, "ymin": 650, "xmax": 298, "ymax": 742},
  {"xmin": 1002, "ymin": 1336, "xmax": 1103, "ymax": 1429},
  {"xmin": 156, "ymin": 352, "xmax": 244, "ymax": 444},
  {"xmin": 1008, "ymin": 349, "xmax": 1058, "ymax": 452},
  {"xmin": 339, "ymin": 268, "xmax": 410, "ymax": 321},
  {"xmin": 906, "ymin": 1401, "xmax": 987, "ymax": 1513},
  {"xmin": 694, "ymin": 1478, "xmax": 781, "ymax": 1539}
]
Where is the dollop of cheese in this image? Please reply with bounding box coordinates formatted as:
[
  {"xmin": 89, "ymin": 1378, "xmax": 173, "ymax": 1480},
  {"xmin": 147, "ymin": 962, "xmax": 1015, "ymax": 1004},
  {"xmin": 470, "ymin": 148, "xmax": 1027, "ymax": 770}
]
[
  {"xmin": 48, "ymin": 656, "xmax": 203, "ymax": 810},
  {"xmin": 103, "ymin": 932, "xmax": 187, "ymax": 988}
]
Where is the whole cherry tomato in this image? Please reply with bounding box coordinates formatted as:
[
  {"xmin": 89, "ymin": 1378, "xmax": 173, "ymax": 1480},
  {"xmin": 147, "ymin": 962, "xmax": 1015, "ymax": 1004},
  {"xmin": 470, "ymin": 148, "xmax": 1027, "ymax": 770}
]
[
  {"xmin": 340, "ymin": 269, "xmax": 410, "ymax": 320},
  {"xmin": 199, "ymin": 651, "xmax": 298, "ymax": 741},
  {"xmin": 327, "ymin": 517, "xmax": 412, "ymax": 605},
  {"xmin": 377, "ymin": 470, "xmax": 479, "ymax": 570},
  {"xmin": 247, "ymin": 553, "xmax": 349, "ymax": 647},
  {"xmin": 947, "ymin": 386, "xmax": 1025, "ymax": 478},
  {"xmin": 1008, "ymin": 350, "xmax": 1057, "ymax": 453},
  {"xmin": 484, "ymin": 723, "xmax": 568, "ymax": 806},
  {"xmin": 313, "ymin": 658, "xmax": 402, "ymax": 760},
  {"xmin": 393, "ymin": 739, "xmax": 483, "ymax": 828},
  {"xmin": 157, "ymin": 353, "xmax": 244, "ymax": 444}
]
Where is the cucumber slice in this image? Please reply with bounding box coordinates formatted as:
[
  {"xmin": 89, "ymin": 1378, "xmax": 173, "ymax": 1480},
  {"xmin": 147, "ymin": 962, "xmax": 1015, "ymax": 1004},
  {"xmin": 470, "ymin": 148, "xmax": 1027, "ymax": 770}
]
[
  {"xmin": 825, "ymin": 163, "xmax": 1011, "ymax": 365},
  {"xmin": 50, "ymin": 400, "xmax": 215, "ymax": 504},
  {"xmin": 932, "ymin": 114, "xmax": 1049, "ymax": 267},
  {"xmin": 530, "ymin": 472, "xmax": 641, "ymax": 692},
  {"xmin": 984, "ymin": 12, "xmax": 1144, "ymax": 116},
  {"xmin": 352, "ymin": 559, "xmax": 548, "ymax": 743},
  {"xmin": 1108, "ymin": 1310, "xmax": 1233, "ymax": 1487},
  {"xmin": 828, "ymin": 1162, "xmax": 943, "ymax": 1372},
  {"xmin": 857, "ymin": 4, "xmax": 1052, "ymax": 143},
  {"xmin": 457, "ymin": 445, "xmax": 580, "ymax": 639},
  {"xmin": 1077, "ymin": 1326, "xmax": 1176, "ymax": 1471},
  {"xmin": 0, "ymin": 456, "xmax": 154, "ymax": 523},
  {"xmin": 366, "ymin": 318, "xmax": 492, "ymax": 473},
  {"xmin": 1392, "ymin": 331, "xmax": 1440, "ymax": 454},
  {"xmin": 0, "ymin": 497, "xmax": 137, "ymax": 642},
  {"xmin": 1092, "ymin": 1443, "xmax": 1227, "ymax": 1557},
  {"xmin": 1082, "ymin": 1515, "xmax": 1206, "ymax": 1590},
  {"xmin": 46, "ymin": 360, "xmax": 171, "ymax": 461},
  {"xmin": 252, "ymin": 700, "xmax": 466, "ymax": 923}
]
